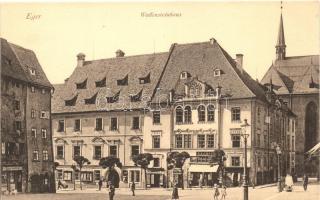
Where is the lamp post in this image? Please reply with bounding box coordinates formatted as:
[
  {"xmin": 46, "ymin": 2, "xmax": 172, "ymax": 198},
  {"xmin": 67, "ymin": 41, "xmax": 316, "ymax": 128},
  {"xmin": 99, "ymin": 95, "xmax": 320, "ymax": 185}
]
[
  {"xmin": 241, "ymin": 119, "xmax": 250, "ymax": 200},
  {"xmin": 276, "ymin": 145, "xmax": 282, "ymax": 192},
  {"xmin": 71, "ymin": 164, "xmax": 77, "ymax": 190}
]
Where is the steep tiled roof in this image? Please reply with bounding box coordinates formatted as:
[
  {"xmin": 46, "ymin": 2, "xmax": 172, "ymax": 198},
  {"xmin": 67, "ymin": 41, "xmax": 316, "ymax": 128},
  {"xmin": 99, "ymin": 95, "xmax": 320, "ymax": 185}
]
[
  {"xmin": 1, "ymin": 38, "xmax": 52, "ymax": 88},
  {"xmin": 153, "ymin": 40, "xmax": 267, "ymax": 102},
  {"xmin": 261, "ymin": 55, "xmax": 320, "ymax": 94},
  {"xmin": 52, "ymin": 52, "xmax": 169, "ymax": 113}
]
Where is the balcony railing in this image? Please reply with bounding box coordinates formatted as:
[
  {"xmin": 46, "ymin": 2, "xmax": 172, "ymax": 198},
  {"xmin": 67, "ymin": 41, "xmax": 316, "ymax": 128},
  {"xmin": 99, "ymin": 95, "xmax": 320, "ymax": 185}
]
[{"xmin": 190, "ymin": 156, "xmax": 214, "ymax": 164}]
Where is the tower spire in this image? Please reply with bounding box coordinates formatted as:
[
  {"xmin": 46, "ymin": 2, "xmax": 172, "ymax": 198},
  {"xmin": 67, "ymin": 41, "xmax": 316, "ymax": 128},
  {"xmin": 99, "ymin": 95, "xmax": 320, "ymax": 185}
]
[{"xmin": 276, "ymin": 1, "xmax": 286, "ymax": 60}]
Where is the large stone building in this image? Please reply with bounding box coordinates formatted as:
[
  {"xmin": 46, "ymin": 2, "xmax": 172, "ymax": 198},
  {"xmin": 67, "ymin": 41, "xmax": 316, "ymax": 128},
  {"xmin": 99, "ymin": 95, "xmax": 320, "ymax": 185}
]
[
  {"xmin": 52, "ymin": 38, "xmax": 296, "ymax": 188},
  {"xmin": 261, "ymin": 13, "xmax": 320, "ymax": 177},
  {"xmin": 1, "ymin": 38, "xmax": 55, "ymax": 193}
]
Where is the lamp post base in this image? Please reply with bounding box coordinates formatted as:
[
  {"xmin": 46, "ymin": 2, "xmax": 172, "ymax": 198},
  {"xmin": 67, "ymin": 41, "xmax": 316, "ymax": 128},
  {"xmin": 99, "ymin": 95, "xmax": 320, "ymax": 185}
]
[{"xmin": 243, "ymin": 184, "xmax": 249, "ymax": 200}]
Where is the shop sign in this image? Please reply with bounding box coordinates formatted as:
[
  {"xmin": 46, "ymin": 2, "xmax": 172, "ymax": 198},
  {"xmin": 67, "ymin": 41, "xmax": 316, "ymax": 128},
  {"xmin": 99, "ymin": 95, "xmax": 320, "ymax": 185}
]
[
  {"xmin": 173, "ymin": 168, "xmax": 182, "ymax": 174},
  {"xmin": 2, "ymin": 166, "xmax": 23, "ymax": 171}
]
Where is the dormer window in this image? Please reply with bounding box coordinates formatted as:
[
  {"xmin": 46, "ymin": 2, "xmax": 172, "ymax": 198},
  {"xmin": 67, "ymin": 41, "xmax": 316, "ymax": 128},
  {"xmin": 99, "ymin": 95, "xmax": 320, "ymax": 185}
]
[
  {"xmin": 117, "ymin": 75, "xmax": 128, "ymax": 86},
  {"xmin": 76, "ymin": 79, "xmax": 87, "ymax": 89},
  {"xmin": 139, "ymin": 73, "xmax": 150, "ymax": 84},
  {"xmin": 130, "ymin": 89, "xmax": 143, "ymax": 102},
  {"xmin": 65, "ymin": 95, "xmax": 78, "ymax": 106},
  {"xmin": 84, "ymin": 93, "xmax": 98, "ymax": 105},
  {"xmin": 180, "ymin": 72, "xmax": 191, "ymax": 79},
  {"xmin": 95, "ymin": 77, "xmax": 106, "ymax": 87},
  {"xmin": 29, "ymin": 68, "xmax": 36, "ymax": 75},
  {"xmin": 214, "ymin": 69, "xmax": 221, "ymax": 77},
  {"xmin": 107, "ymin": 91, "xmax": 120, "ymax": 103}
]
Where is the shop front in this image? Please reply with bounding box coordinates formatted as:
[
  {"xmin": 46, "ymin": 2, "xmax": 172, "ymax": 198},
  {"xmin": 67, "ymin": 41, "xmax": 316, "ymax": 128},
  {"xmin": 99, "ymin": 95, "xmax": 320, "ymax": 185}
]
[
  {"xmin": 146, "ymin": 168, "xmax": 165, "ymax": 188},
  {"xmin": 1, "ymin": 166, "xmax": 23, "ymax": 193},
  {"xmin": 188, "ymin": 164, "xmax": 219, "ymax": 188}
]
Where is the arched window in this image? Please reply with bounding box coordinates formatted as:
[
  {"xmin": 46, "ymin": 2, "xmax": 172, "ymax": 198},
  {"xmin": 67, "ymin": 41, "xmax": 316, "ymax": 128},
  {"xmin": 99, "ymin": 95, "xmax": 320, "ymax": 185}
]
[
  {"xmin": 176, "ymin": 106, "xmax": 183, "ymax": 123},
  {"xmin": 207, "ymin": 104, "xmax": 215, "ymax": 122},
  {"xmin": 198, "ymin": 105, "xmax": 206, "ymax": 122},
  {"xmin": 184, "ymin": 106, "xmax": 192, "ymax": 123}
]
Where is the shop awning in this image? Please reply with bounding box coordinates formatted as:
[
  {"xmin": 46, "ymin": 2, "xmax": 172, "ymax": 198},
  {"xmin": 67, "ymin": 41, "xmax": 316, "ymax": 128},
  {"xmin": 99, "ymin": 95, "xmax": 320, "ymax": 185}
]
[{"xmin": 188, "ymin": 165, "xmax": 219, "ymax": 173}]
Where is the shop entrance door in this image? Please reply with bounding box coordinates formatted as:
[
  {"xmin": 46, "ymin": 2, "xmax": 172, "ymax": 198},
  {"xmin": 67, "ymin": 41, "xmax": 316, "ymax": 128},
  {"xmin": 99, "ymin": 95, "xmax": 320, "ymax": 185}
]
[
  {"xmin": 16, "ymin": 171, "xmax": 22, "ymax": 192},
  {"xmin": 153, "ymin": 174, "xmax": 160, "ymax": 187}
]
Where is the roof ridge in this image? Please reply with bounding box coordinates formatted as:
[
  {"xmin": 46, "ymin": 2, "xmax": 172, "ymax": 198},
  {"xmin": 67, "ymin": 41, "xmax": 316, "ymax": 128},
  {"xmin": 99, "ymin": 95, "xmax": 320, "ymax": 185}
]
[
  {"xmin": 175, "ymin": 41, "xmax": 209, "ymax": 46},
  {"xmin": 86, "ymin": 52, "xmax": 168, "ymax": 63}
]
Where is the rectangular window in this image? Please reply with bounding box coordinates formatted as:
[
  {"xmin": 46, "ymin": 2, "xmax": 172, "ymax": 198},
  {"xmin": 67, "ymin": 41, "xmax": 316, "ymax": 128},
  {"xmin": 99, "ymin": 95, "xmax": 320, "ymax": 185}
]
[
  {"xmin": 109, "ymin": 145, "xmax": 117, "ymax": 157},
  {"xmin": 81, "ymin": 172, "xmax": 93, "ymax": 182},
  {"xmin": 110, "ymin": 118, "xmax": 118, "ymax": 131},
  {"xmin": 15, "ymin": 121, "xmax": 21, "ymax": 131},
  {"xmin": 94, "ymin": 170, "xmax": 101, "ymax": 181},
  {"xmin": 31, "ymin": 128, "xmax": 37, "ymax": 138},
  {"xmin": 30, "ymin": 68, "xmax": 36, "ymax": 75},
  {"xmin": 74, "ymin": 119, "xmax": 81, "ymax": 132},
  {"xmin": 58, "ymin": 120, "xmax": 65, "ymax": 132},
  {"xmin": 40, "ymin": 111, "xmax": 49, "ymax": 119},
  {"xmin": 14, "ymin": 100, "xmax": 20, "ymax": 110},
  {"xmin": 31, "ymin": 109, "xmax": 35, "ymax": 118},
  {"xmin": 256, "ymin": 134, "xmax": 261, "ymax": 147},
  {"xmin": 95, "ymin": 118, "xmax": 103, "ymax": 131},
  {"xmin": 131, "ymin": 145, "xmax": 140, "ymax": 157},
  {"xmin": 75, "ymin": 172, "xmax": 80, "ymax": 180},
  {"xmin": 132, "ymin": 117, "xmax": 140, "ymax": 130},
  {"xmin": 292, "ymin": 136, "xmax": 295, "ymax": 150},
  {"xmin": 184, "ymin": 135, "xmax": 192, "ymax": 148},
  {"xmin": 153, "ymin": 111, "xmax": 161, "ymax": 124},
  {"xmin": 41, "ymin": 129, "xmax": 47, "ymax": 139},
  {"xmin": 207, "ymin": 135, "xmax": 215, "ymax": 148},
  {"xmin": 153, "ymin": 158, "xmax": 160, "ymax": 167},
  {"xmin": 264, "ymin": 135, "xmax": 268, "ymax": 148},
  {"xmin": 57, "ymin": 170, "xmax": 63, "ymax": 180},
  {"xmin": 231, "ymin": 156, "xmax": 240, "ymax": 166},
  {"xmin": 63, "ymin": 171, "xmax": 72, "ymax": 181},
  {"xmin": 175, "ymin": 135, "xmax": 183, "ymax": 148},
  {"xmin": 2, "ymin": 142, "xmax": 6, "ymax": 155},
  {"xmin": 94, "ymin": 146, "xmax": 102, "ymax": 160},
  {"xmin": 231, "ymin": 134, "xmax": 241, "ymax": 148},
  {"xmin": 43, "ymin": 150, "xmax": 48, "ymax": 161},
  {"xmin": 73, "ymin": 146, "xmax": 81, "ymax": 158},
  {"xmin": 197, "ymin": 135, "xmax": 205, "ymax": 148},
  {"xmin": 152, "ymin": 135, "xmax": 160, "ymax": 149},
  {"xmin": 130, "ymin": 170, "xmax": 140, "ymax": 183},
  {"xmin": 231, "ymin": 107, "xmax": 241, "ymax": 122},
  {"xmin": 57, "ymin": 146, "xmax": 64, "ymax": 159},
  {"xmin": 33, "ymin": 150, "xmax": 39, "ymax": 161}
]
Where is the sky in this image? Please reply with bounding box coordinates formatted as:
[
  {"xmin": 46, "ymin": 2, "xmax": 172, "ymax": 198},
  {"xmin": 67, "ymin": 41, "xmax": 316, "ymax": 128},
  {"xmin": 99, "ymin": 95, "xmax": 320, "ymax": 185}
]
[{"xmin": 0, "ymin": 2, "xmax": 319, "ymax": 84}]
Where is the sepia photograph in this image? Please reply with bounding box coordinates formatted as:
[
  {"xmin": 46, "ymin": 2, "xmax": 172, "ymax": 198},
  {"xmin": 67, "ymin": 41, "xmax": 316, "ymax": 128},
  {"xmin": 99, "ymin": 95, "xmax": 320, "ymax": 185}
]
[{"xmin": 0, "ymin": 1, "xmax": 319, "ymax": 200}]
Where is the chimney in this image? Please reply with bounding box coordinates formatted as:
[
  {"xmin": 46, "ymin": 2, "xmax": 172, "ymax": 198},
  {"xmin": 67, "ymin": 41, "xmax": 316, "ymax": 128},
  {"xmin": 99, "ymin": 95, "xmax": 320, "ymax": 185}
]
[
  {"xmin": 64, "ymin": 78, "xmax": 69, "ymax": 84},
  {"xmin": 209, "ymin": 38, "xmax": 216, "ymax": 45},
  {"xmin": 215, "ymin": 85, "xmax": 222, "ymax": 98},
  {"xmin": 116, "ymin": 49, "xmax": 125, "ymax": 57},
  {"xmin": 77, "ymin": 53, "xmax": 85, "ymax": 67},
  {"xmin": 236, "ymin": 54, "xmax": 243, "ymax": 73}
]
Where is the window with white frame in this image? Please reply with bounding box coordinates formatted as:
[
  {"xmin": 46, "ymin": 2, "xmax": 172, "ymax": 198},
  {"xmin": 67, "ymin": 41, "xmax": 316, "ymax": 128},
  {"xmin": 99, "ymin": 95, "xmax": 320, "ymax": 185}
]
[
  {"xmin": 153, "ymin": 158, "xmax": 160, "ymax": 167},
  {"xmin": 73, "ymin": 146, "xmax": 81, "ymax": 158},
  {"xmin": 31, "ymin": 86, "xmax": 35, "ymax": 93},
  {"xmin": 57, "ymin": 120, "xmax": 65, "ymax": 132},
  {"xmin": 29, "ymin": 68, "xmax": 36, "ymax": 75},
  {"xmin": 109, "ymin": 145, "xmax": 117, "ymax": 157},
  {"xmin": 207, "ymin": 105, "xmax": 215, "ymax": 122},
  {"xmin": 31, "ymin": 128, "xmax": 37, "ymax": 138},
  {"xmin": 94, "ymin": 170, "xmax": 101, "ymax": 181},
  {"xmin": 63, "ymin": 171, "xmax": 72, "ymax": 181},
  {"xmin": 207, "ymin": 135, "xmax": 215, "ymax": 148},
  {"xmin": 231, "ymin": 134, "xmax": 241, "ymax": 148},
  {"xmin": 175, "ymin": 106, "xmax": 183, "ymax": 123},
  {"xmin": 231, "ymin": 107, "xmax": 241, "ymax": 122},
  {"xmin": 231, "ymin": 156, "xmax": 240, "ymax": 166},
  {"xmin": 184, "ymin": 106, "xmax": 192, "ymax": 123},
  {"xmin": 94, "ymin": 146, "xmax": 102, "ymax": 160},
  {"xmin": 56, "ymin": 145, "xmax": 64, "ymax": 159},
  {"xmin": 197, "ymin": 134, "xmax": 205, "ymax": 148},
  {"xmin": 40, "ymin": 111, "xmax": 49, "ymax": 119},
  {"xmin": 110, "ymin": 118, "xmax": 118, "ymax": 131},
  {"xmin": 95, "ymin": 118, "xmax": 103, "ymax": 131},
  {"xmin": 175, "ymin": 135, "xmax": 183, "ymax": 148},
  {"xmin": 152, "ymin": 135, "xmax": 160, "ymax": 149},
  {"xmin": 184, "ymin": 134, "xmax": 192, "ymax": 148},
  {"xmin": 43, "ymin": 150, "xmax": 48, "ymax": 161},
  {"xmin": 131, "ymin": 145, "xmax": 140, "ymax": 157},
  {"xmin": 74, "ymin": 119, "xmax": 81, "ymax": 132},
  {"xmin": 214, "ymin": 69, "xmax": 221, "ymax": 77},
  {"xmin": 32, "ymin": 150, "xmax": 39, "ymax": 161},
  {"xmin": 130, "ymin": 170, "xmax": 140, "ymax": 183},
  {"xmin": 132, "ymin": 117, "xmax": 140, "ymax": 130},
  {"xmin": 153, "ymin": 111, "xmax": 161, "ymax": 124},
  {"xmin": 198, "ymin": 105, "xmax": 206, "ymax": 122},
  {"xmin": 41, "ymin": 129, "xmax": 47, "ymax": 139}
]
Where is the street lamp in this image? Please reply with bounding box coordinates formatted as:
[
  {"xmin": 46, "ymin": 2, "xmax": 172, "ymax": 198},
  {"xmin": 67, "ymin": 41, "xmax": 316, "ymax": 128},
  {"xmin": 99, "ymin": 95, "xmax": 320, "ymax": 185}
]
[
  {"xmin": 71, "ymin": 164, "xmax": 77, "ymax": 190},
  {"xmin": 241, "ymin": 119, "xmax": 250, "ymax": 200},
  {"xmin": 275, "ymin": 145, "xmax": 282, "ymax": 192}
]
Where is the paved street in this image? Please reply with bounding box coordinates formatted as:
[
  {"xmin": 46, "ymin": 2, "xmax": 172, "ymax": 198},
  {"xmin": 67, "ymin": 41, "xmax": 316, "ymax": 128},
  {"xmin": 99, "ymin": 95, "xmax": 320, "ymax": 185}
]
[{"xmin": 2, "ymin": 183, "xmax": 319, "ymax": 200}]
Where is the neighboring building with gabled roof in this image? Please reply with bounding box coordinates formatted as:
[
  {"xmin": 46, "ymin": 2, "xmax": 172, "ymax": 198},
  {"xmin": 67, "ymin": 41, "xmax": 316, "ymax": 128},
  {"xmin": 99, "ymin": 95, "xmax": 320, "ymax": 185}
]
[
  {"xmin": 261, "ymin": 12, "xmax": 320, "ymax": 177},
  {"xmin": 1, "ymin": 38, "xmax": 55, "ymax": 193}
]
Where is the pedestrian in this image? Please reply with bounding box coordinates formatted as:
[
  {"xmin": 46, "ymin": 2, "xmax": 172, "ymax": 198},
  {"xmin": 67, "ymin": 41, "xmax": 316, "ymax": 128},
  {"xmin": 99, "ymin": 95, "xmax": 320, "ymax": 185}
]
[
  {"xmin": 131, "ymin": 181, "xmax": 136, "ymax": 196},
  {"xmin": 98, "ymin": 178, "xmax": 103, "ymax": 191},
  {"xmin": 213, "ymin": 184, "xmax": 220, "ymax": 200},
  {"xmin": 108, "ymin": 182, "xmax": 115, "ymax": 200},
  {"xmin": 172, "ymin": 183, "xmax": 179, "ymax": 200},
  {"xmin": 303, "ymin": 174, "xmax": 309, "ymax": 191},
  {"xmin": 220, "ymin": 185, "xmax": 227, "ymax": 200},
  {"xmin": 199, "ymin": 175, "xmax": 203, "ymax": 189}
]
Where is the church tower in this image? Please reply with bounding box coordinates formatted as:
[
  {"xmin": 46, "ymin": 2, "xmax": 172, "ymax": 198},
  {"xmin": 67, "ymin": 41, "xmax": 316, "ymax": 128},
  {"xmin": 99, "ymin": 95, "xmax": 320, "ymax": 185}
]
[{"xmin": 275, "ymin": 5, "xmax": 286, "ymax": 60}]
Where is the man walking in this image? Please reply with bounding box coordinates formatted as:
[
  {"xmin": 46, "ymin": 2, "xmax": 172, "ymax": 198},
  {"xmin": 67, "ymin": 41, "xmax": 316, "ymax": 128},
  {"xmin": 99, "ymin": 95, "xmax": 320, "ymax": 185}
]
[
  {"xmin": 108, "ymin": 181, "xmax": 115, "ymax": 200},
  {"xmin": 98, "ymin": 179, "xmax": 103, "ymax": 191},
  {"xmin": 213, "ymin": 184, "xmax": 220, "ymax": 200},
  {"xmin": 131, "ymin": 181, "xmax": 136, "ymax": 196},
  {"xmin": 303, "ymin": 174, "xmax": 309, "ymax": 191}
]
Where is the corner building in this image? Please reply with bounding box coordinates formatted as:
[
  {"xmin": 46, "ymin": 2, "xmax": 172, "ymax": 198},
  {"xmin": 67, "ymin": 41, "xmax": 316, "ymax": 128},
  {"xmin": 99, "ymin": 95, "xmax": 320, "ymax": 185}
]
[{"xmin": 1, "ymin": 38, "xmax": 55, "ymax": 193}]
